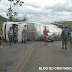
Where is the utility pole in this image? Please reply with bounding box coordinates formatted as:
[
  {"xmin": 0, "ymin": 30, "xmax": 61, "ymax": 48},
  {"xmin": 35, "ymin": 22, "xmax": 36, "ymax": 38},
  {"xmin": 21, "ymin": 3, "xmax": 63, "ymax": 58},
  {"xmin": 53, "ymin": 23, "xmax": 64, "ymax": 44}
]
[{"xmin": 9, "ymin": 0, "xmax": 12, "ymax": 21}]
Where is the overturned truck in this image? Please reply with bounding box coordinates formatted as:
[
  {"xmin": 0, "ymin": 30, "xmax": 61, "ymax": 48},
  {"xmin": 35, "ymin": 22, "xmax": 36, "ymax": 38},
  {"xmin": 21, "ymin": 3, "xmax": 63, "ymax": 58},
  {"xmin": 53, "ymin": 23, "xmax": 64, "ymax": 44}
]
[{"xmin": 3, "ymin": 22, "xmax": 62, "ymax": 41}]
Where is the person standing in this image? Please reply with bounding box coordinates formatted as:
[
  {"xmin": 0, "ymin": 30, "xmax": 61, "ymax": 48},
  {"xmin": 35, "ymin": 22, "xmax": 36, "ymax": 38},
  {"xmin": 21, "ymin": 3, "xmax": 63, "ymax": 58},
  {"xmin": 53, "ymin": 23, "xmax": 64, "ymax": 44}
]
[
  {"xmin": 61, "ymin": 26, "xmax": 70, "ymax": 49},
  {"xmin": 0, "ymin": 28, "xmax": 2, "ymax": 49},
  {"xmin": 22, "ymin": 25, "xmax": 27, "ymax": 43},
  {"xmin": 8, "ymin": 27, "xmax": 13, "ymax": 46},
  {"xmin": 14, "ymin": 26, "xmax": 18, "ymax": 43},
  {"xmin": 43, "ymin": 26, "xmax": 49, "ymax": 45}
]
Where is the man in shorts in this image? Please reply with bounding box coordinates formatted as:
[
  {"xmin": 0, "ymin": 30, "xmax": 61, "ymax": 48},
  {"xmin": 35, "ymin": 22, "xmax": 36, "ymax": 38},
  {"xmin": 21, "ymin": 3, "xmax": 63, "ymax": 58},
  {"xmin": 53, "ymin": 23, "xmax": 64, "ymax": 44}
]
[
  {"xmin": 61, "ymin": 26, "xmax": 70, "ymax": 49},
  {"xmin": 43, "ymin": 26, "xmax": 49, "ymax": 45},
  {"xmin": 8, "ymin": 27, "xmax": 13, "ymax": 45},
  {"xmin": 22, "ymin": 25, "xmax": 27, "ymax": 43},
  {"xmin": 14, "ymin": 26, "xmax": 18, "ymax": 43}
]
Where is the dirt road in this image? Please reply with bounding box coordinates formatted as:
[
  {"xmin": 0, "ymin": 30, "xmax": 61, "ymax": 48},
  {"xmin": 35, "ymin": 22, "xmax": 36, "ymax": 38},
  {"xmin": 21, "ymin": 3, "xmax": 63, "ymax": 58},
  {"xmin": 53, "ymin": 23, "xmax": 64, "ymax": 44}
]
[{"xmin": 0, "ymin": 41, "xmax": 72, "ymax": 72}]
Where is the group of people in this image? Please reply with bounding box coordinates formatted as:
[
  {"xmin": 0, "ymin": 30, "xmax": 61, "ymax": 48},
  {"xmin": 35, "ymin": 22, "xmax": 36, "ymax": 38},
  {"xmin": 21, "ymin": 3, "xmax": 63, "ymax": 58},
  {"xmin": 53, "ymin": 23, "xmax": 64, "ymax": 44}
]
[
  {"xmin": 8, "ymin": 26, "xmax": 18, "ymax": 45},
  {"xmin": 0, "ymin": 25, "xmax": 70, "ymax": 49},
  {"xmin": 8, "ymin": 25, "xmax": 27, "ymax": 45},
  {"xmin": 43, "ymin": 25, "xmax": 70, "ymax": 49}
]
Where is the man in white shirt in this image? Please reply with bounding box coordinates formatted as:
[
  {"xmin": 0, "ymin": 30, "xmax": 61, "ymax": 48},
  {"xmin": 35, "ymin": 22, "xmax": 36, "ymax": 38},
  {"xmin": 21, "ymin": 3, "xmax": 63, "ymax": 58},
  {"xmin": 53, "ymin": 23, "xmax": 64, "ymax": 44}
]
[{"xmin": 8, "ymin": 27, "xmax": 13, "ymax": 45}]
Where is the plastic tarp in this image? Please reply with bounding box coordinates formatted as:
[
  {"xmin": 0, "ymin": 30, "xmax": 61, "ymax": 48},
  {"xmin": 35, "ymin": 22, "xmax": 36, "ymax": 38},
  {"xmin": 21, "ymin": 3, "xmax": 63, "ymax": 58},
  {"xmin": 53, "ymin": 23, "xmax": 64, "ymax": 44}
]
[{"xmin": 27, "ymin": 22, "xmax": 62, "ymax": 41}]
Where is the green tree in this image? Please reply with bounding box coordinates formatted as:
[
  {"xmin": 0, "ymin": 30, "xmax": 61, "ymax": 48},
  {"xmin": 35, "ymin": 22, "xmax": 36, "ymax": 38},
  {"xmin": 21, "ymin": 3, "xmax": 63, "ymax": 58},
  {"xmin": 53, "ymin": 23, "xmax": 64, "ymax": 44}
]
[{"xmin": 7, "ymin": 0, "xmax": 24, "ymax": 21}]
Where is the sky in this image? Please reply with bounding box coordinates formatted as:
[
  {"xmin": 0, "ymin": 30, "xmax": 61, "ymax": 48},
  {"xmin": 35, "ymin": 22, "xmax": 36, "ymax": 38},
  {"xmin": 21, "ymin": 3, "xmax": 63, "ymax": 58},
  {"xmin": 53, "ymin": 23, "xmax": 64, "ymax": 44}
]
[{"xmin": 0, "ymin": 0, "xmax": 72, "ymax": 22}]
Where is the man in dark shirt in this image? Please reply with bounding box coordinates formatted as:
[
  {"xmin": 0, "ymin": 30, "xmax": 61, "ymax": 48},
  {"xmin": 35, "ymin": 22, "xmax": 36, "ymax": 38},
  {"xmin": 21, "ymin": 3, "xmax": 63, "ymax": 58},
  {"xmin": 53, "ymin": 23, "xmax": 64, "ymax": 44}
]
[{"xmin": 61, "ymin": 26, "xmax": 70, "ymax": 49}]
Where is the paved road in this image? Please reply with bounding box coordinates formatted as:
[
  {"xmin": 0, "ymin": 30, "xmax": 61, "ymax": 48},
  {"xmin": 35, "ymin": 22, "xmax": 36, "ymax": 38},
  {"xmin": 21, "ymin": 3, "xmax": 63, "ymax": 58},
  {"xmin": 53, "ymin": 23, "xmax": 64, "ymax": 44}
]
[{"xmin": 0, "ymin": 41, "xmax": 72, "ymax": 72}]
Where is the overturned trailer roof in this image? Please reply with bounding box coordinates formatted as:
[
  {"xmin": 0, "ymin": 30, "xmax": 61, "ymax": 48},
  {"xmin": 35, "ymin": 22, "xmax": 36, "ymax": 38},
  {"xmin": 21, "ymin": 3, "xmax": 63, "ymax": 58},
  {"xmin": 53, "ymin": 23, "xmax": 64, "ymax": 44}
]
[{"xmin": 27, "ymin": 22, "xmax": 62, "ymax": 41}]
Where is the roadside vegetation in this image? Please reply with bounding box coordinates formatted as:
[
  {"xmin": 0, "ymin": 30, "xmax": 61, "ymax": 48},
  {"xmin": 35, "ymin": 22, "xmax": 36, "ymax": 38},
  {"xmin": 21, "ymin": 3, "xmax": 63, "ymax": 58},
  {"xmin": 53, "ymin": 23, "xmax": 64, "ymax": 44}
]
[
  {"xmin": 56, "ymin": 21, "xmax": 72, "ymax": 42},
  {"xmin": 0, "ymin": 22, "xmax": 3, "ymax": 32},
  {"xmin": 57, "ymin": 21, "xmax": 72, "ymax": 32}
]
